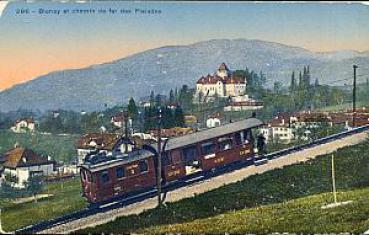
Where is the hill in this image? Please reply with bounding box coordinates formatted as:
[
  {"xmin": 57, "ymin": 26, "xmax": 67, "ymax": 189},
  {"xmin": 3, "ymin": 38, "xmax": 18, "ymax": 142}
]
[
  {"xmin": 145, "ymin": 188, "xmax": 369, "ymax": 234},
  {"xmin": 0, "ymin": 38, "xmax": 368, "ymax": 112}
]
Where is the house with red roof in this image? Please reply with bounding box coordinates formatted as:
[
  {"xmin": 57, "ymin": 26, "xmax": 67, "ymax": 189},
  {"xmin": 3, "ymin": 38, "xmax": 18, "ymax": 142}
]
[{"xmin": 1, "ymin": 147, "xmax": 55, "ymax": 188}]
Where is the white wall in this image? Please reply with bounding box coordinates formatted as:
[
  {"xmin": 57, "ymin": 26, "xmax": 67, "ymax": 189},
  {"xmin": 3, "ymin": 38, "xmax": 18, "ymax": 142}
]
[{"xmin": 4, "ymin": 164, "xmax": 54, "ymax": 188}]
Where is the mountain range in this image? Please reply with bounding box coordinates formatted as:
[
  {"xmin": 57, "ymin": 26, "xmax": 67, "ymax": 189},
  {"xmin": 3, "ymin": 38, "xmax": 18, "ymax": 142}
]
[{"xmin": 1, "ymin": 38, "xmax": 368, "ymax": 112}]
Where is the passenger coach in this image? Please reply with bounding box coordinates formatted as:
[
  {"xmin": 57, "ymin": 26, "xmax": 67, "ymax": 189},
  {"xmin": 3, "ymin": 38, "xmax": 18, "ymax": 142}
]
[{"xmin": 79, "ymin": 118, "xmax": 263, "ymax": 204}]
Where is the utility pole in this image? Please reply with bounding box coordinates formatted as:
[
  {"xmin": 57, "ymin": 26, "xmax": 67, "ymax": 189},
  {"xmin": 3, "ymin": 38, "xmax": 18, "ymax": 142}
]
[
  {"xmin": 331, "ymin": 153, "xmax": 337, "ymax": 204},
  {"xmin": 353, "ymin": 65, "xmax": 358, "ymax": 127},
  {"xmin": 124, "ymin": 109, "xmax": 129, "ymax": 153},
  {"xmin": 156, "ymin": 107, "xmax": 163, "ymax": 206}
]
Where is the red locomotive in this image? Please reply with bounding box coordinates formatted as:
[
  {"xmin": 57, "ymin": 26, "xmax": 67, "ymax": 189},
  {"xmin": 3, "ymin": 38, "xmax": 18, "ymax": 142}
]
[{"xmin": 79, "ymin": 118, "xmax": 263, "ymax": 204}]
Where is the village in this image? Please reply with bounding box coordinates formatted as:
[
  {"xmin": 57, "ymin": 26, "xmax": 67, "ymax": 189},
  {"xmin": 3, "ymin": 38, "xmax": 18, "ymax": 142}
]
[{"xmin": 0, "ymin": 63, "xmax": 368, "ymax": 194}]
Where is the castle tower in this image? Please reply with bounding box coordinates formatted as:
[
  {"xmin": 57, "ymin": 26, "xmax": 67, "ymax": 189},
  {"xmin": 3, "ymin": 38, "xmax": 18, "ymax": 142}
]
[{"xmin": 216, "ymin": 63, "xmax": 231, "ymax": 78}]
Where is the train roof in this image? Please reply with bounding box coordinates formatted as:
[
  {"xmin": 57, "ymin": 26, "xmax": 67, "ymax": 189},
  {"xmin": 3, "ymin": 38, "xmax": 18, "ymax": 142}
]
[
  {"xmin": 80, "ymin": 149, "xmax": 154, "ymax": 172},
  {"xmin": 164, "ymin": 118, "xmax": 263, "ymax": 151}
]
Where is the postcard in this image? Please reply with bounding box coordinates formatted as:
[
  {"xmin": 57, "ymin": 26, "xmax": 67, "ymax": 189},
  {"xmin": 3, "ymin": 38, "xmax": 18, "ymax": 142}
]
[{"xmin": 0, "ymin": 1, "xmax": 368, "ymax": 234}]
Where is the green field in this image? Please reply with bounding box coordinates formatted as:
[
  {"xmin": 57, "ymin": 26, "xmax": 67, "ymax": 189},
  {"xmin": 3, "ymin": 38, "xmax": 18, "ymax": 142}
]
[
  {"xmin": 83, "ymin": 137, "xmax": 369, "ymax": 234},
  {"xmin": 146, "ymin": 187, "xmax": 369, "ymax": 234},
  {"xmin": 0, "ymin": 130, "xmax": 79, "ymax": 163},
  {"xmin": 0, "ymin": 177, "xmax": 87, "ymax": 232}
]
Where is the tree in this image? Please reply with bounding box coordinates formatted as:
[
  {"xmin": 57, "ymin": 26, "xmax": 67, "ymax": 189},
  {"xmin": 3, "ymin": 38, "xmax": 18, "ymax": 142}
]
[
  {"xmin": 155, "ymin": 94, "xmax": 162, "ymax": 107},
  {"xmin": 0, "ymin": 174, "xmax": 25, "ymax": 200},
  {"xmin": 128, "ymin": 97, "xmax": 138, "ymax": 120},
  {"xmin": 169, "ymin": 89, "xmax": 175, "ymax": 104},
  {"xmin": 273, "ymin": 82, "xmax": 282, "ymax": 94},
  {"xmin": 174, "ymin": 106, "xmax": 185, "ymax": 127},
  {"xmin": 290, "ymin": 71, "xmax": 296, "ymax": 92},
  {"xmin": 25, "ymin": 175, "xmax": 44, "ymax": 202},
  {"xmin": 149, "ymin": 91, "xmax": 155, "ymax": 107},
  {"xmin": 315, "ymin": 78, "xmax": 319, "ymax": 87}
]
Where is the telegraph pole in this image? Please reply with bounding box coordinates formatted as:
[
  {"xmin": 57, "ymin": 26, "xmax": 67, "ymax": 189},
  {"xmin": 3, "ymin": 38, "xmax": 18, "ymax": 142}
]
[
  {"xmin": 353, "ymin": 65, "xmax": 358, "ymax": 127},
  {"xmin": 331, "ymin": 153, "xmax": 337, "ymax": 204},
  {"xmin": 123, "ymin": 109, "xmax": 129, "ymax": 153},
  {"xmin": 157, "ymin": 107, "xmax": 162, "ymax": 206}
]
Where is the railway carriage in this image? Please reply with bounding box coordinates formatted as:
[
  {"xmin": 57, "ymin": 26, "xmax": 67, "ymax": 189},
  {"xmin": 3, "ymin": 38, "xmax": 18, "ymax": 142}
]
[
  {"xmin": 161, "ymin": 118, "xmax": 263, "ymax": 182},
  {"xmin": 80, "ymin": 118, "xmax": 263, "ymax": 204}
]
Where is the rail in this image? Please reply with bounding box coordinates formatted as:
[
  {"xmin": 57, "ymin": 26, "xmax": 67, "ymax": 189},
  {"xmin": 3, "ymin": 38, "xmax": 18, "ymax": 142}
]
[{"xmin": 13, "ymin": 124, "xmax": 369, "ymax": 234}]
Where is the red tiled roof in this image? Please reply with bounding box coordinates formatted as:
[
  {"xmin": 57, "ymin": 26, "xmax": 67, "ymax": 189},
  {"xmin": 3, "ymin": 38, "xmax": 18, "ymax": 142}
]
[
  {"xmin": 3, "ymin": 147, "xmax": 52, "ymax": 168},
  {"xmin": 75, "ymin": 133, "xmax": 121, "ymax": 150},
  {"xmin": 196, "ymin": 74, "xmax": 245, "ymax": 85},
  {"xmin": 15, "ymin": 118, "xmax": 34, "ymax": 124}
]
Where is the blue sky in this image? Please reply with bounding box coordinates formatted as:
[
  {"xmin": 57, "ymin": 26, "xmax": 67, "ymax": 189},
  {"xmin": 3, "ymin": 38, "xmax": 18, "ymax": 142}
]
[{"xmin": 0, "ymin": 1, "xmax": 369, "ymax": 89}]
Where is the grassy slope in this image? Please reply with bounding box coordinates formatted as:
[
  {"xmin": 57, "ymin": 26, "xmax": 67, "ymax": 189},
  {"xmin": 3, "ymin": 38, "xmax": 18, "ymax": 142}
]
[
  {"xmin": 1, "ymin": 178, "xmax": 87, "ymax": 232},
  {"xmin": 0, "ymin": 130, "xmax": 78, "ymax": 163},
  {"xmin": 147, "ymin": 187, "xmax": 369, "ymax": 234},
  {"xmin": 83, "ymin": 138, "xmax": 369, "ymax": 234}
]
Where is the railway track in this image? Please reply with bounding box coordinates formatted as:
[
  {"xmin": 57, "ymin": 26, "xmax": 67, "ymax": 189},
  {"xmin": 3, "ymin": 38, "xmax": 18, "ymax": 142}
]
[{"xmin": 13, "ymin": 124, "xmax": 369, "ymax": 234}]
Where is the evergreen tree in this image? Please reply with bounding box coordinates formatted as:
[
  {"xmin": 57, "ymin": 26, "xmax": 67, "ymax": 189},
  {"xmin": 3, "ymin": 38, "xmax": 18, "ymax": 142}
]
[
  {"xmin": 315, "ymin": 78, "xmax": 320, "ymax": 87},
  {"xmin": 155, "ymin": 94, "xmax": 162, "ymax": 107},
  {"xmin": 290, "ymin": 71, "xmax": 296, "ymax": 92},
  {"xmin": 149, "ymin": 91, "xmax": 155, "ymax": 107},
  {"xmin": 298, "ymin": 71, "xmax": 303, "ymax": 88},
  {"xmin": 128, "ymin": 97, "xmax": 138, "ymax": 120},
  {"xmin": 174, "ymin": 106, "xmax": 185, "ymax": 127},
  {"xmin": 169, "ymin": 89, "xmax": 175, "ymax": 104}
]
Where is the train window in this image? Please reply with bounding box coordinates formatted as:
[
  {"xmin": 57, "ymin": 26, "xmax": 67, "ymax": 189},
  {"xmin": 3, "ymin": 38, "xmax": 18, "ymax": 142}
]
[
  {"xmin": 139, "ymin": 160, "xmax": 148, "ymax": 173},
  {"xmin": 218, "ymin": 137, "xmax": 233, "ymax": 151},
  {"xmin": 101, "ymin": 170, "xmax": 110, "ymax": 183},
  {"xmin": 201, "ymin": 141, "xmax": 215, "ymax": 155},
  {"xmin": 162, "ymin": 152, "xmax": 172, "ymax": 166},
  {"xmin": 182, "ymin": 145, "xmax": 197, "ymax": 163},
  {"xmin": 116, "ymin": 167, "xmax": 125, "ymax": 179},
  {"xmin": 235, "ymin": 133, "xmax": 242, "ymax": 145},
  {"xmin": 171, "ymin": 150, "xmax": 182, "ymax": 164}
]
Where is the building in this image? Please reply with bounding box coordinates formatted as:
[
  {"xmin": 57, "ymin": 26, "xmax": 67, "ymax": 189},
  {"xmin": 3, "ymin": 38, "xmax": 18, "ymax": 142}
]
[
  {"xmin": 75, "ymin": 133, "xmax": 122, "ymax": 164},
  {"xmin": 111, "ymin": 112, "xmax": 133, "ymax": 129},
  {"xmin": 206, "ymin": 112, "xmax": 223, "ymax": 128},
  {"xmin": 195, "ymin": 63, "xmax": 246, "ymax": 100},
  {"xmin": 1, "ymin": 147, "xmax": 55, "ymax": 188},
  {"xmin": 149, "ymin": 127, "xmax": 194, "ymax": 138},
  {"xmin": 260, "ymin": 118, "xmax": 295, "ymax": 143},
  {"xmin": 224, "ymin": 95, "xmax": 264, "ymax": 111},
  {"xmin": 260, "ymin": 111, "xmax": 351, "ymax": 144},
  {"xmin": 10, "ymin": 118, "xmax": 36, "ymax": 133}
]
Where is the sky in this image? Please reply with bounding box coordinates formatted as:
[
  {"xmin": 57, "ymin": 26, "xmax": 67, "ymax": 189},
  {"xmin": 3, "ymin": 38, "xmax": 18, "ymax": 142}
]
[{"xmin": 0, "ymin": 1, "xmax": 369, "ymax": 90}]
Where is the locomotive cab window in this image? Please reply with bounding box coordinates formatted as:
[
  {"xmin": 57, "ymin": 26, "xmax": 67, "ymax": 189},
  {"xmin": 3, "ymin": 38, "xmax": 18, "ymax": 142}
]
[
  {"xmin": 116, "ymin": 167, "xmax": 125, "ymax": 179},
  {"xmin": 101, "ymin": 170, "xmax": 110, "ymax": 183},
  {"xmin": 218, "ymin": 137, "xmax": 233, "ymax": 150},
  {"xmin": 139, "ymin": 160, "xmax": 148, "ymax": 173},
  {"xmin": 201, "ymin": 141, "xmax": 215, "ymax": 155},
  {"xmin": 182, "ymin": 145, "xmax": 197, "ymax": 163},
  {"xmin": 243, "ymin": 129, "xmax": 252, "ymax": 144}
]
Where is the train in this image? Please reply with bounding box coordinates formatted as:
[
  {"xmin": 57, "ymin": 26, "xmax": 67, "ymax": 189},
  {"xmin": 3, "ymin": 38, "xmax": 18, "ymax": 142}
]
[{"xmin": 79, "ymin": 118, "xmax": 264, "ymax": 204}]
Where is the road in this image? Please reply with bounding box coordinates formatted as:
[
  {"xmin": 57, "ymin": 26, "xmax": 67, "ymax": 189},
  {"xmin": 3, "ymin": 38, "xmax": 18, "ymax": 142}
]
[{"xmin": 41, "ymin": 131, "xmax": 368, "ymax": 234}]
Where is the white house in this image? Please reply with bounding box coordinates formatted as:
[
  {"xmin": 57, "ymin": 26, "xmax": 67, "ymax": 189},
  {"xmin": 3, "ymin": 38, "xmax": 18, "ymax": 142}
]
[
  {"xmin": 195, "ymin": 63, "xmax": 246, "ymax": 100},
  {"xmin": 1, "ymin": 147, "xmax": 55, "ymax": 188},
  {"xmin": 260, "ymin": 118, "xmax": 295, "ymax": 144},
  {"xmin": 111, "ymin": 112, "xmax": 133, "ymax": 131},
  {"xmin": 10, "ymin": 118, "xmax": 36, "ymax": 133},
  {"xmin": 206, "ymin": 112, "xmax": 223, "ymax": 128}
]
